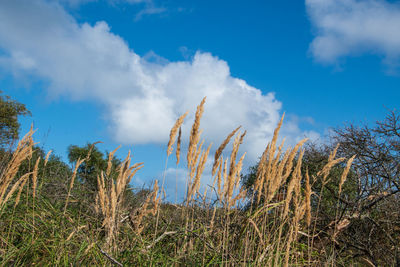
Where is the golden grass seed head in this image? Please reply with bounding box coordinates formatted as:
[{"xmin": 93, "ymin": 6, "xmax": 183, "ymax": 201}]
[
  {"xmin": 212, "ymin": 126, "xmax": 241, "ymax": 176},
  {"xmin": 305, "ymin": 170, "xmax": 312, "ymax": 227},
  {"xmin": 176, "ymin": 127, "xmax": 182, "ymax": 165},
  {"xmin": 338, "ymin": 155, "xmax": 356, "ymax": 194},
  {"xmin": 187, "ymin": 97, "xmax": 206, "ymax": 169},
  {"xmin": 167, "ymin": 111, "xmax": 188, "ymax": 156},
  {"xmin": 32, "ymin": 157, "xmax": 40, "ymax": 199},
  {"xmin": 107, "ymin": 145, "xmax": 121, "ymax": 176},
  {"xmin": 44, "ymin": 149, "xmax": 52, "ymax": 166}
]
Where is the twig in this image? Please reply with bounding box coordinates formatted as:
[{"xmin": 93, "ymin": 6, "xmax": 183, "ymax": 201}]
[
  {"xmin": 185, "ymin": 229, "xmax": 216, "ymax": 250},
  {"xmin": 146, "ymin": 231, "xmax": 177, "ymax": 249},
  {"xmin": 360, "ymin": 189, "xmax": 400, "ymax": 212},
  {"xmin": 97, "ymin": 245, "xmax": 123, "ymax": 266}
]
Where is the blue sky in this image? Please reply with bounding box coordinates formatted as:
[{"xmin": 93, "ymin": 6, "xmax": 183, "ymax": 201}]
[{"xmin": 0, "ymin": 0, "xmax": 399, "ymax": 201}]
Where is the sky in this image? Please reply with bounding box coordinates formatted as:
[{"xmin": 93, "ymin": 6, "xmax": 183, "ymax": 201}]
[{"xmin": 0, "ymin": 0, "xmax": 399, "ymax": 201}]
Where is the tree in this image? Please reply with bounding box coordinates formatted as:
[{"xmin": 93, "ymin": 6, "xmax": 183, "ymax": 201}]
[
  {"xmin": 18, "ymin": 146, "xmax": 72, "ymax": 205},
  {"xmin": 333, "ymin": 110, "xmax": 400, "ymax": 205},
  {"xmin": 0, "ymin": 91, "xmax": 31, "ymax": 147},
  {"xmin": 241, "ymin": 110, "xmax": 400, "ymax": 265},
  {"xmin": 67, "ymin": 143, "xmax": 141, "ymax": 211},
  {"xmin": 241, "ymin": 142, "xmax": 358, "ymax": 217},
  {"xmin": 331, "ymin": 110, "xmax": 400, "ymax": 265},
  {"xmin": 67, "ymin": 143, "xmax": 121, "ymax": 191}
]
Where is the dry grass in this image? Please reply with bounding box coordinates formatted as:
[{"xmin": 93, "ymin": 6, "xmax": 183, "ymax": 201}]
[
  {"xmin": 0, "ymin": 127, "xmax": 36, "ymax": 210},
  {"xmin": 176, "ymin": 127, "xmax": 182, "ymax": 165},
  {"xmin": 187, "ymin": 97, "xmax": 206, "ymax": 171},
  {"xmin": 212, "ymin": 126, "xmax": 241, "ymax": 176},
  {"xmin": 96, "ymin": 149, "xmax": 144, "ymax": 251},
  {"xmin": 130, "ymin": 180, "xmax": 161, "ymax": 234},
  {"xmin": 0, "ymin": 97, "xmax": 361, "ymax": 266},
  {"xmin": 64, "ymin": 157, "xmax": 85, "ymax": 215},
  {"xmin": 167, "ymin": 111, "xmax": 188, "ymax": 156},
  {"xmin": 339, "ymin": 155, "xmax": 355, "ymax": 194}
]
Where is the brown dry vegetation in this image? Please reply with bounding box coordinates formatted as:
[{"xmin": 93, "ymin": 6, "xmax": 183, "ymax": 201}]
[{"xmin": 0, "ymin": 98, "xmax": 398, "ymax": 266}]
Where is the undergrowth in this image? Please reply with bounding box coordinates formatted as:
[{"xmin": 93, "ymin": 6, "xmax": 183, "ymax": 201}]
[{"xmin": 0, "ymin": 97, "xmax": 370, "ymax": 266}]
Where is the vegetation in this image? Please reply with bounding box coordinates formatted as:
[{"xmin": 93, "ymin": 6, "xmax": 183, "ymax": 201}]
[
  {"xmin": 0, "ymin": 94, "xmax": 398, "ymax": 266},
  {"xmin": 0, "ymin": 91, "xmax": 30, "ymax": 148}
]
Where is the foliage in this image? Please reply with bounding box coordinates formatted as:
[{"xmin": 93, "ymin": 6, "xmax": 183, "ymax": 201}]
[
  {"xmin": 68, "ymin": 143, "xmax": 121, "ymax": 191},
  {"xmin": 0, "ymin": 97, "xmax": 398, "ymax": 266},
  {"xmin": 0, "ymin": 92, "xmax": 30, "ymax": 147},
  {"xmin": 330, "ymin": 110, "xmax": 400, "ymax": 265},
  {"xmin": 241, "ymin": 110, "xmax": 400, "ymax": 266}
]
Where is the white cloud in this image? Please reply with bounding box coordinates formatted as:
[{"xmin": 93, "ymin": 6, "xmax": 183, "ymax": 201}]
[
  {"xmin": 306, "ymin": 0, "xmax": 400, "ymax": 65},
  {"xmin": 134, "ymin": 5, "xmax": 167, "ymax": 21},
  {"xmin": 0, "ymin": 0, "xmax": 317, "ymax": 167},
  {"xmin": 57, "ymin": 0, "xmax": 96, "ymax": 7},
  {"xmin": 124, "ymin": 0, "xmax": 149, "ymax": 3},
  {"xmin": 58, "ymin": 0, "xmax": 150, "ymax": 7},
  {"xmin": 57, "ymin": 0, "xmax": 165, "ymax": 21}
]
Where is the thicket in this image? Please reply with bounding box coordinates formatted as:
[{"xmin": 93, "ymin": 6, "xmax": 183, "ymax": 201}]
[{"xmin": 0, "ymin": 94, "xmax": 398, "ymax": 266}]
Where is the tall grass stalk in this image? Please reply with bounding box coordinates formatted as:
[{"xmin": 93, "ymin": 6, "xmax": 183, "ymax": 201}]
[{"xmin": 0, "ymin": 97, "xmax": 357, "ymax": 266}]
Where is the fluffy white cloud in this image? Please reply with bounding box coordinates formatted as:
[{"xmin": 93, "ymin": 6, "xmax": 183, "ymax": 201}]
[
  {"xmin": 0, "ymin": 0, "xmax": 317, "ymax": 166},
  {"xmin": 306, "ymin": 0, "xmax": 400, "ymax": 65}
]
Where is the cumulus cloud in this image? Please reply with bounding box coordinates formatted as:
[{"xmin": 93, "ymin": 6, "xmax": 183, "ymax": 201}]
[
  {"xmin": 306, "ymin": 0, "xmax": 400, "ymax": 65},
  {"xmin": 0, "ymin": 0, "xmax": 317, "ymax": 168}
]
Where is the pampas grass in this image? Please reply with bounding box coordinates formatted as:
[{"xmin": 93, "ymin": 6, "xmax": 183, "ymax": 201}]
[
  {"xmin": 0, "ymin": 96, "xmax": 360, "ymax": 266},
  {"xmin": 96, "ymin": 150, "xmax": 144, "ymax": 252},
  {"xmin": 176, "ymin": 127, "xmax": 182, "ymax": 165},
  {"xmin": 339, "ymin": 155, "xmax": 356, "ymax": 194},
  {"xmin": 167, "ymin": 111, "xmax": 188, "ymax": 156},
  {"xmin": 187, "ymin": 97, "xmax": 206, "ymax": 170},
  {"xmin": 212, "ymin": 126, "xmax": 241, "ymax": 176},
  {"xmin": 44, "ymin": 150, "xmax": 52, "ymax": 166},
  {"xmin": 0, "ymin": 127, "xmax": 36, "ymax": 210},
  {"xmin": 64, "ymin": 157, "xmax": 85, "ymax": 215}
]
